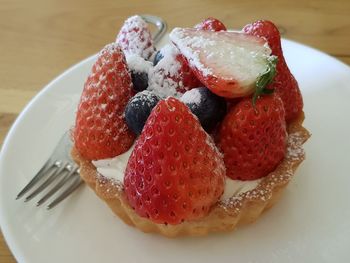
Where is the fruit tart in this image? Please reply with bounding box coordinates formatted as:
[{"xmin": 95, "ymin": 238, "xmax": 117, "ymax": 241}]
[{"xmin": 71, "ymin": 16, "xmax": 310, "ymax": 237}]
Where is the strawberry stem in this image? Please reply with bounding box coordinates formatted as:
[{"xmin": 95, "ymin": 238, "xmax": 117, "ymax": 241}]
[{"xmin": 252, "ymin": 56, "xmax": 278, "ymax": 106}]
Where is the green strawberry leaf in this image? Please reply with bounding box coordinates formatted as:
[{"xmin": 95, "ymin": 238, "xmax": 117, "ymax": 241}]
[{"xmin": 252, "ymin": 56, "xmax": 278, "ymax": 106}]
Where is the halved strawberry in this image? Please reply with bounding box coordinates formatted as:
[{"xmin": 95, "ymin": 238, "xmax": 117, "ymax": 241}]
[
  {"xmin": 170, "ymin": 28, "xmax": 277, "ymax": 99},
  {"xmin": 74, "ymin": 43, "xmax": 135, "ymax": 160},
  {"xmin": 124, "ymin": 97, "xmax": 225, "ymax": 225},
  {"xmin": 116, "ymin": 15, "xmax": 155, "ymax": 60}
]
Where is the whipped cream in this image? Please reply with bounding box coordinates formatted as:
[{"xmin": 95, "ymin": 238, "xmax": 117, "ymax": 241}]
[
  {"xmin": 92, "ymin": 146, "xmax": 261, "ymax": 201},
  {"xmin": 221, "ymin": 178, "xmax": 261, "ymax": 200},
  {"xmin": 92, "ymin": 145, "xmax": 135, "ymax": 183}
]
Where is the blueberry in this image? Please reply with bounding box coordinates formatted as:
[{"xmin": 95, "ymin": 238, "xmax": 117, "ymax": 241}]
[
  {"xmin": 153, "ymin": 50, "xmax": 164, "ymax": 66},
  {"xmin": 181, "ymin": 87, "xmax": 227, "ymax": 132},
  {"xmin": 125, "ymin": 90, "xmax": 160, "ymax": 135},
  {"xmin": 126, "ymin": 54, "xmax": 152, "ymax": 92},
  {"xmin": 131, "ymin": 70, "xmax": 148, "ymax": 92}
]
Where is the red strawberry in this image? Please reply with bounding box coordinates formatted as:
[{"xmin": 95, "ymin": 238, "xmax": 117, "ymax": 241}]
[
  {"xmin": 175, "ymin": 53, "xmax": 203, "ymax": 92},
  {"xmin": 74, "ymin": 43, "xmax": 135, "ymax": 160},
  {"xmin": 218, "ymin": 93, "xmax": 287, "ymax": 180},
  {"xmin": 170, "ymin": 28, "xmax": 276, "ymax": 98},
  {"xmin": 243, "ymin": 20, "xmax": 303, "ymax": 122},
  {"xmin": 116, "ymin": 15, "xmax": 155, "ymax": 60},
  {"xmin": 195, "ymin": 17, "xmax": 227, "ymax": 31},
  {"xmin": 124, "ymin": 97, "xmax": 225, "ymax": 225},
  {"xmin": 148, "ymin": 44, "xmax": 202, "ymax": 97}
]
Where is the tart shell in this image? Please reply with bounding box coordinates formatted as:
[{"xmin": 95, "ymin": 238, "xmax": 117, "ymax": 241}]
[{"xmin": 72, "ymin": 113, "xmax": 310, "ymax": 237}]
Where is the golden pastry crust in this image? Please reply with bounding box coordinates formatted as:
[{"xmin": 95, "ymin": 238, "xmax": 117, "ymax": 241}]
[{"xmin": 72, "ymin": 112, "xmax": 310, "ymax": 237}]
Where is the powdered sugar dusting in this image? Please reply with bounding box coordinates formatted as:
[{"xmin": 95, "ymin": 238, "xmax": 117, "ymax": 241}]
[
  {"xmin": 116, "ymin": 15, "xmax": 155, "ymax": 59},
  {"xmin": 147, "ymin": 44, "xmax": 183, "ymax": 98},
  {"xmin": 180, "ymin": 88, "xmax": 202, "ymax": 105},
  {"xmin": 170, "ymin": 28, "xmax": 273, "ymax": 93},
  {"xmin": 98, "ymin": 42, "xmax": 121, "ymax": 59},
  {"xmin": 286, "ymin": 132, "xmax": 305, "ymax": 160},
  {"xmin": 126, "ymin": 54, "xmax": 153, "ymax": 73},
  {"xmin": 170, "ymin": 28, "xmax": 213, "ymax": 76},
  {"xmin": 129, "ymin": 90, "xmax": 159, "ymax": 108},
  {"xmin": 96, "ymin": 173, "xmax": 124, "ymax": 193}
]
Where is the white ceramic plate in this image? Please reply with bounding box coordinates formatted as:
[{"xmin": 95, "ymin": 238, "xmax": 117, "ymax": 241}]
[{"xmin": 1, "ymin": 37, "xmax": 350, "ymax": 263}]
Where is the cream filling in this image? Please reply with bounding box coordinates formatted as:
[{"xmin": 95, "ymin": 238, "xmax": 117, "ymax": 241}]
[{"xmin": 92, "ymin": 146, "xmax": 261, "ymax": 201}]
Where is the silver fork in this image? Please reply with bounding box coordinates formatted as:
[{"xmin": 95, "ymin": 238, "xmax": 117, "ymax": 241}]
[
  {"xmin": 16, "ymin": 15, "xmax": 167, "ymax": 209},
  {"xmin": 16, "ymin": 131, "xmax": 82, "ymax": 209}
]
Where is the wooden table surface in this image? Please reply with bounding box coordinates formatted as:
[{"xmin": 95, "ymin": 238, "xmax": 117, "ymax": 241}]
[{"xmin": 0, "ymin": 0, "xmax": 349, "ymax": 261}]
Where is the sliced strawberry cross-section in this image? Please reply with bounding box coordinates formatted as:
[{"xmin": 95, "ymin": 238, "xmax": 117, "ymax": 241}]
[{"xmin": 170, "ymin": 28, "xmax": 276, "ymax": 99}]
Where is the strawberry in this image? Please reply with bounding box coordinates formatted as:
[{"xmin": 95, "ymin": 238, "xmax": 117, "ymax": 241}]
[
  {"xmin": 195, "ymin": 17, "xmax": 227, "ymax": 31},
  {"xmin": 217, "ymin": 93, "xmax": 287, "ymax": 180},
  {"xmin": 74, "ymin": 43, "xmax": 135, "ymax": 160},
  {"xmin": 148, "ymin": 44, "xmax": 202, "ymax": 97},
  {"xmin": 243, "ymin": 20, "xmax": 303, "ymax": 122},
  {"xmin": 175, "ymin": 53, "xmax": 203, "ymax": 92},
  {"xmin": 170, "ymin": 28, "xmax": 277, "ymax": 98},
  {"xmin": 116, "ymin": 15, "xmax": 155, "ymax": 60},
  {"xmin": 148, "ymin": 18, "xmax": 226, "ymax": 96},
  {"xmin": 124, "ymin": 97, "xmax": 225, "ymax": 225}
]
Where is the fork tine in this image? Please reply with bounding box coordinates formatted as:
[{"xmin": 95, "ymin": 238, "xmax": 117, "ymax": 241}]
[
  {"xmin": 16, "ymin": 160, "xmax": 53, "ymax": 200},
  {"xmin": 47, "ymin": 173, "xmax": 83, "ymax": 209},
  {"xmin": 24, "ymin": 161, "xmax": 67, "ymax": 202},
  {"xmin": 36, "ymin": 165, "xmax": 79, "ymax": 207}
]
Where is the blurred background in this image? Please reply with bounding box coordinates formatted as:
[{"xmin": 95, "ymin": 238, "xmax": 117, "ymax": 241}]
[{"xmin": 0, "ymin": 0, "xmax": 349, "ymax": 261}]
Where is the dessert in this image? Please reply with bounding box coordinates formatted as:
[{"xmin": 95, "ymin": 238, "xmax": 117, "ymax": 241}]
[{"xmin": 72, "ymin": 16, "xmax": 310, "ymax": 237}]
